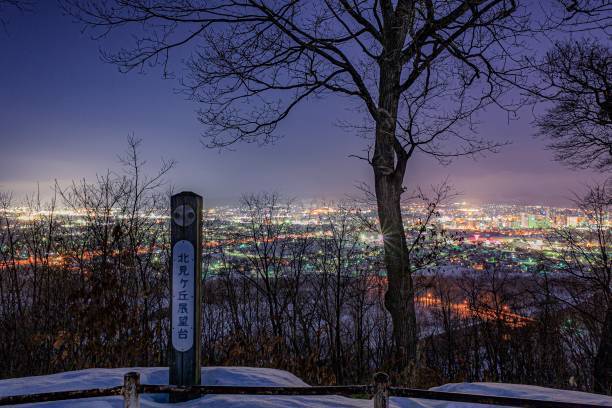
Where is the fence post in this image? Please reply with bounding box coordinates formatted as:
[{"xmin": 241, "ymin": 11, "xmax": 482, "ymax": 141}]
[
  {"xmin": 123, "ymin": 371, "xmax": 140, "ymax": 408},
  {"xmin": 372, "ymin": 372, "xmax": 389, "ymax": 408}
]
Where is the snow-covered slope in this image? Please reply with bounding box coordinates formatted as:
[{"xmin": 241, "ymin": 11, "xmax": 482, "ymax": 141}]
[
  {"xmin": 431, "ymin": 382, "xmax": 611, "ymax": 407},
  {"xmin": 0, "ymin": 367, "xmax": 610, "ymax": 407}
]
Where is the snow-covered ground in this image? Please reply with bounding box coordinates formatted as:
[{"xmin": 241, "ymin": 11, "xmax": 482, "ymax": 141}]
[{"xmin": 0, "ymin": 367, "xmax": 610, "ymax": 407}]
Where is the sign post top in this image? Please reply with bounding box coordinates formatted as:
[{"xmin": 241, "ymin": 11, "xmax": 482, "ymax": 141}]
[
  {"xmin": 173, "ymin": 191, "xmax": 202, "ymax": 199},
  {"xmin": 171, "ymin": 192, "xmax": 203, "ymax": 229}
]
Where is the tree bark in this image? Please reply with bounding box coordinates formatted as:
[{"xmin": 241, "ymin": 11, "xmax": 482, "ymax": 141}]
[
  {"xmin": 373, "ymin": 58, "xmax": 417, "ymax": 370},
  {"xmin": 593, "ymin": 303, "xmax": 611, "ymax": 394},
  {"xmin": 375, "ymin": 171, "xmax": 417, "ymax": 369}
]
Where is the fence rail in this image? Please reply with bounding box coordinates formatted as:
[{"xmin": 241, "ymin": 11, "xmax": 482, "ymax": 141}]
[
  {"xmin": 139, "ymin": 384, "xmax": 372, "ymax": 396},
  {"xmin": 0, "ymin": 371, "xmax": 605, "ymax": 408},
  {"xmin": 0, "ymin": 385, "xmax": 123, "ymax": 406}
]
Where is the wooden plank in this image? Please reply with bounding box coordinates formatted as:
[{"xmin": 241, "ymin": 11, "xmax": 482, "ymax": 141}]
[
  {"xmin": 0, "ymin": 386, "xmax": 123, "ymax": 406},
  {"xmin": 139, "ymin": 385, "xmax": 371, "ymax": 396}
]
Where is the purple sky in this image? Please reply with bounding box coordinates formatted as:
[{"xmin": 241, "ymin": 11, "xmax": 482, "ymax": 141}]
[{"xmin": 0, "ymin": 2, "xmax": 603, "ymax": 206}]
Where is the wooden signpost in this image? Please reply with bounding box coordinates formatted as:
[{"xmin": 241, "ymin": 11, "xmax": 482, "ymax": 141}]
[{"xmin": 169, "ymin": 192, "xmax": 202, "ymax": 402}]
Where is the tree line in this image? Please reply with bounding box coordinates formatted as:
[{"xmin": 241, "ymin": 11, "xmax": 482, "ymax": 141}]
[{"xmin": 0, "ymin": 140, "xmax": 609, "ymax": 393}]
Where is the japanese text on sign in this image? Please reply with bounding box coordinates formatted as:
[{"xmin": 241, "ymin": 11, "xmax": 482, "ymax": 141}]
[{"xmin": 172, "ymin": 240, "xmax": 195, "ymax": 352}]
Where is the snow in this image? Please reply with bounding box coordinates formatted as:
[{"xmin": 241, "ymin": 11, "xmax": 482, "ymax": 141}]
[
  {"xmin": 430, "ymin": 382, "xmax": 612, "ymax": 407},
  {"xmin": 0, "ymin": 367, "xmax": 610, "ymax": 407}
]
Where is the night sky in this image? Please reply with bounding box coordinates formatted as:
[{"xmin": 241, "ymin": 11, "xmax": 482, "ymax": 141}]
[{"xmin": 0, "ymin": 2, "xmax": 604, "ymax": 206}]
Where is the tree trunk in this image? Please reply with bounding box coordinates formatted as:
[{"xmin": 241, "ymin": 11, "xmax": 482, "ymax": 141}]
[
  {"xmin": 373, "ymin": 59, "xmax": 417, "ymax": 369},
  {"xmin": 335, "ymin": 261, "xmax": 343, "ymax": 384},
  {"xmin": 375, "ymin": 172, "xmax": 417, "ymax": 369},
  {"xmin": 593, "ymin": 303, "xmax": 611, "ymax": 394}
]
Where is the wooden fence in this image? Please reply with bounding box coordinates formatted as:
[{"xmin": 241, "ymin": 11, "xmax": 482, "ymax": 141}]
[{"xmin": 0, "ymin": 371, "xmax": 605, "ymax": 408}]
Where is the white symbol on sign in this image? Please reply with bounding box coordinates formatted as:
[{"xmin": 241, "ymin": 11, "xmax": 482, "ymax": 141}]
[
  {"xmin": 173, "ymin": 205, "xmax": 196, "ymax": 227},
  {"xmin": 172, "ymin": 240, "xmax": 195, "ymax": 352}
]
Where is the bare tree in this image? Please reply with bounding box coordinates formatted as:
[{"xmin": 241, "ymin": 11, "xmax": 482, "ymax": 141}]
[
  {"xmin": 55, "ymin": 137, "xmax": 174, "ymax": 369},
  {"xmin": 527, "ymin": 2, "xmax": 612, "ymax": 392},
  {"xmin": 232, "ymin": 193, "xmax": 314, "ymax": 354},
  {"xmin": 0, "ymin": 190, "xmax": 66, "ymax": 376},
  {"xmin": 533, "ymin": 40, "xmax": 611, "ymax": 171},
  {"xmin": 540, "ymin": 183, "xmax": 611, "ymax": 393},
  {"xmin": 62, "ymin": 0, "xmax": 535, "ymax": 369},
  {"xmin": 528, "ymin": 1, "xmax": 611, "ymax": 171},
  {"xmin": 315, "ymin": 203, "xmax": 365, "ymax": 383},
  {"xmin": 553, "ymin": 0, "xmax": 612, "ymax": 32}
]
